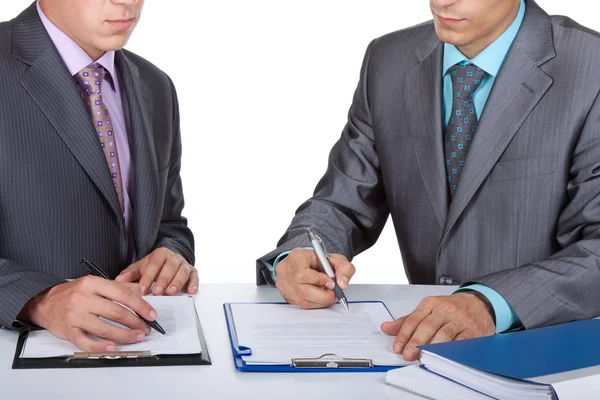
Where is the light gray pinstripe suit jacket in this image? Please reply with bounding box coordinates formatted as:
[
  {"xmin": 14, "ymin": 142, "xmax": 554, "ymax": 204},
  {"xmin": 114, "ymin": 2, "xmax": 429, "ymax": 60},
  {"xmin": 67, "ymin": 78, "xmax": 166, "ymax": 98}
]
[
  {"xmin": 257, "ymin": 0, "xmax": 600, "ymax": 329},
  {"xmin": 0, "ymin": 4, "xmax": 194, "ymax": 328}
]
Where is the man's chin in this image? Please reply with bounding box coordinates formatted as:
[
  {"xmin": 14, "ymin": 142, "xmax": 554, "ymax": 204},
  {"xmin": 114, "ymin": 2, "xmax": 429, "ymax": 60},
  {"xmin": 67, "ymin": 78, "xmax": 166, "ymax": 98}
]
[
  {"xmin": 434, "ymin": 28, "xmax": 473, "ymax": 48},
  {"xmin": 98, "ymin": 35, "xmax": 133, "ymax": 52}
]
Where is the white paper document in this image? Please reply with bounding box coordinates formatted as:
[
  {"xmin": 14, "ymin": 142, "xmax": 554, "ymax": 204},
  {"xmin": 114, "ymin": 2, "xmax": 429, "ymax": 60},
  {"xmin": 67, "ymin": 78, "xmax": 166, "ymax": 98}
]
[
  {"xmin": 20, "ymin": 295, "xmax": 202, "ymax": 358},
  {"xmin": 229, "ymin": 302, "xmax": 412, "ymax": 366}
]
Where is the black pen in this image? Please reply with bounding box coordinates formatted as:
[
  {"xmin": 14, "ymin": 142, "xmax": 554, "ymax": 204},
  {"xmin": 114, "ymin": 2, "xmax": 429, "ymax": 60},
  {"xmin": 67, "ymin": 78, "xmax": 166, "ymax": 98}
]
[{"xmin": 80, "ymin": 258, "xmax": 166, "ymax": 335}]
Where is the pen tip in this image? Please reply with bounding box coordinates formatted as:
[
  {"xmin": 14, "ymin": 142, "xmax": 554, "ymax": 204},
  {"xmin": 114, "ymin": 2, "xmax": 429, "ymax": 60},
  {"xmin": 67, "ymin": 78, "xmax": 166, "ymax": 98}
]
[{"xmin": 340, "ymin": 299, "xmax": 349, "ymax": 312}]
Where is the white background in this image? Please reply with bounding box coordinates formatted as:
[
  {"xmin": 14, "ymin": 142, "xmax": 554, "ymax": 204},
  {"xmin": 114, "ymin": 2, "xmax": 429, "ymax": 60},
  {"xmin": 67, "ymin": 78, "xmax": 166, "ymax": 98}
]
[{"xmin": 1, "ymin": 1, "xmax": 597, "ymax": 284}]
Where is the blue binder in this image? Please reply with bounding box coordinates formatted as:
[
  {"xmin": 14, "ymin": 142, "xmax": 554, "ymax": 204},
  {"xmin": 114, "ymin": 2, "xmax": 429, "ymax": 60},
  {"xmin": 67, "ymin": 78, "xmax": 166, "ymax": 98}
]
[
  {"xmin": 223, "ymin": 301, "xmax": 404, "ymax": 372},
  {"xmin": 418, "ymin": 319, "xmax": 600, "ymax": 380},
  {"xmin": 416, "ymin": 319, "xmax": 600, "ymax": 399}
]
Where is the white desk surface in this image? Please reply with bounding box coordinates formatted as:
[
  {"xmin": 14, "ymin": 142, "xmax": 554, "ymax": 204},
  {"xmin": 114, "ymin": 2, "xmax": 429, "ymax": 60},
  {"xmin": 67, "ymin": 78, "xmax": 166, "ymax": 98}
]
[{"xmin": 1, "ymin": 284, "xmax": 599, "ymax": 400}]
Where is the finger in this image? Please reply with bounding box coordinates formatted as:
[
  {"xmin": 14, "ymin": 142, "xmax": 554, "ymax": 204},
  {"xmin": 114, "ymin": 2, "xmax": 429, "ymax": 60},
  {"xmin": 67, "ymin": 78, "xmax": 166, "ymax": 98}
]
[
  {"xmin": 293, "ymin": 283, "xmax": 337, "ymax": 308},
  {"xmin": 455, "ymin": 330, "xmax": 477, "ymax": 341},
  {"xmin": 402, "ymin": 314, "xmax": 447, "ymax": 361},
  {"xmin": 186, "ymin": 267, "xmax": 199, "ymax": 294},
  {"xmin": 429, "ymin": 320, "xmax": 462, "ymax": 345},
  {"xmin": 275, "ymin": 250, "xmax": 329, "ymax": 305},
  {"xmin": 67, "ymin": 327, "xmax": 116, "ymax": 353},
  {"xmin": 153, "ymin": 256, "xmax": 183, "ymax": 295},
  {"xmin": 294, "ymin": 268, "xmax": 334, "ymax": 289},
  {"xmin": 138, "ymin": 256, "xmax": 165, "ymax": 296},
  {"xmin": 381, "ymin": 316, "xmax": 408, "ymax": 336},
  {"xmin": 393, "ymin": 308, "xmax": 432, "ymax": 354},
  {"xmin": 92, "ymin": 280, "xmax": 158, "ymax": 322},
  {"xmin": 117, "ymin": 282, "xmax": 142, "ymax": 296},
  {"xmin": 296, "ymin": 296, "xmax": 337, "ymax": 310},
  {"xmin": 329, "ymin": 255, "xmax": 355, "ymax": 290},
  {"xmin": 165, "ymin": 263, "xmax": 191, "ymax": 295},
  {"xmin": 115, "ymin": 261, "xmax": 143, "ymax": 283},
  {"xmin": 82, "ymin": 313, "xmax": 146, "ymax": 345},
  {"xmin": 91, "ymin": 297, "xmax": 150, "ymax": 335}
]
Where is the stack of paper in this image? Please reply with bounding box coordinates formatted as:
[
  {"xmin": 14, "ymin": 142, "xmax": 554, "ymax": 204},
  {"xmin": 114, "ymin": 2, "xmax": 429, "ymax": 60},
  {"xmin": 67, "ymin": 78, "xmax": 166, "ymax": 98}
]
[
  {"xmin": 418, "ymin": 351, "xmax": 554, "ymax": 400},
  {"xmin": 386, "ymin": 364, "xmax": 492, "ymax": 400}
]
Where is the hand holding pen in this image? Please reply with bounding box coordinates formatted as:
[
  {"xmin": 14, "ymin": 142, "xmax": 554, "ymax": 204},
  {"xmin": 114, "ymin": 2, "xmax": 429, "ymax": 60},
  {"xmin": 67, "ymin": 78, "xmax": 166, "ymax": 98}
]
[
  {"xmin": 306, "ymin": 228, "xmax": 350, "ymax": 311},
  {"xmin": 272, "ymin": 229, "xmax": 356, "ymax": 310},
  {"xmin": 17, "ymin": 262, "xmax": 161, "ymax": 353},
  {"xmin": 81, "ymin": 258, "xmax": 166, "ymax": 335}
]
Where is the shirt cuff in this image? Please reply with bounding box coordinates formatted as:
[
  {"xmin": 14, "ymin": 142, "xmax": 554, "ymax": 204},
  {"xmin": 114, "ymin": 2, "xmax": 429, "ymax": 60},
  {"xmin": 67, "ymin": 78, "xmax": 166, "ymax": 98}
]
[{"xmin": 455, "ymin": 284, "xmax": 520, "ymax": 333}]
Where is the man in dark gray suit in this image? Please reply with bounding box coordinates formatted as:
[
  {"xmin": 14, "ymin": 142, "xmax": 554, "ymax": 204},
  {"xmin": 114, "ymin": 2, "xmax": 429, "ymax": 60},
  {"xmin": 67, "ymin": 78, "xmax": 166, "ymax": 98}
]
[
  {"xmin": 0, "ymin": 0, "xmax": 196, "ymax": 352},
  {"xmin": 258, "ymin": 0, "xmax": 600, "ymax": 361}
]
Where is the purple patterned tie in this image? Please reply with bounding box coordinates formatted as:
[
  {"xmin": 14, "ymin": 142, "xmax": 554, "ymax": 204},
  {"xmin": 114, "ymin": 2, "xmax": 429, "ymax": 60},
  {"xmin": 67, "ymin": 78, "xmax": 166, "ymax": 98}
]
[{"xmin": 76, "ymin": 65, "xmax": 124, "ymax": 213}]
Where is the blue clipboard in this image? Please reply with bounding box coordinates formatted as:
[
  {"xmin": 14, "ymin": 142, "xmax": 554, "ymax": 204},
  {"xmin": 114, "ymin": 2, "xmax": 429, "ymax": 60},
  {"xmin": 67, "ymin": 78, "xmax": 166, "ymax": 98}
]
[{"xmin": 223, "ymin": 301, "xmax": 403, "ymax": 372}]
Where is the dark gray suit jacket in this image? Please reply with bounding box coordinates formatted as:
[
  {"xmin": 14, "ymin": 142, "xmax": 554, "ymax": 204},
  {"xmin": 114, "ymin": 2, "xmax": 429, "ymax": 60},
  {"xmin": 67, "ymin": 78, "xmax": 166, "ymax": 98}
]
[
  {"xmin": 257, "ymin": 0, "xmax": 600, "ymax": 330},
  {"xmin": 0, "ymin": 4, "xmax": 194, "ymax": 328}
]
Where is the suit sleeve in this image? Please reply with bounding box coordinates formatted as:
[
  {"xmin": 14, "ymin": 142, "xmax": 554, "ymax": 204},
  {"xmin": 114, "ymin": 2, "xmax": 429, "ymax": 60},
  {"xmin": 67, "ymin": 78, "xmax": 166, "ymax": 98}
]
[
  {"xmin": 151, "ymin": 77, "xmax": 195, "ymax": 265},
  {"xmin": 473, "ymin": 89, "xmax": 600, "ymax": 329},
  {"xmin": 0, "ymin": 261, "xmax": 65, "ymax": 329},
  {"xmin": 256, "ymin": 40, "xmax": 389, "ymax": 285}
]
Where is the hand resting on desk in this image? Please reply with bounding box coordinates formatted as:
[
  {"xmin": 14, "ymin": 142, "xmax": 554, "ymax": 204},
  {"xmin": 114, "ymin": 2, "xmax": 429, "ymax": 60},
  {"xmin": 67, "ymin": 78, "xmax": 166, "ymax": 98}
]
[
  {"xmin": 116, "ymin": 248, "xmax": 198, "ymax": 296},
  {"xmin": 381, "ymin": 292, "xmax": 495, "ymax": 361},
  {"xmin": 18, "ymin": 276, "xmax": 157, "ymax": 352}
]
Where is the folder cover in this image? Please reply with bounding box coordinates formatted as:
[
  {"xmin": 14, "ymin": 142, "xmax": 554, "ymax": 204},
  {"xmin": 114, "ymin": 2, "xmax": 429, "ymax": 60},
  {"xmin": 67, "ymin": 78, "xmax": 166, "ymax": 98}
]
[
  {"xmin": 413, "ymin": 319, "xmax": 600, "ymax": 399},
  {"xmin": 418, "ymin": 319, "xmax": 600, "ymax": 380}
]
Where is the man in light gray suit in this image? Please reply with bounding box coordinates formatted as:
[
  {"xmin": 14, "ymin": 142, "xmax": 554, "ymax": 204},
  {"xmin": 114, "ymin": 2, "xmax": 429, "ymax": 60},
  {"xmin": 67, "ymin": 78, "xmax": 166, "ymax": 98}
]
[
  {"xmin": 0, "ymin": 0, "xmax": 197, "ymax": 352},
  {"xmin": 258, "ymin": 0, "xmax": 600, "ymax": 361}
]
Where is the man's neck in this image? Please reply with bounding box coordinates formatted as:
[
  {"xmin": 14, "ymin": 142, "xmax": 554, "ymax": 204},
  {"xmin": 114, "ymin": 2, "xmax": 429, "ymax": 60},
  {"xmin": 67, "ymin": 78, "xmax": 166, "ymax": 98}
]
[{"xmin": 457, "ymin": 3, "xmax": 520, "ymax": 59}]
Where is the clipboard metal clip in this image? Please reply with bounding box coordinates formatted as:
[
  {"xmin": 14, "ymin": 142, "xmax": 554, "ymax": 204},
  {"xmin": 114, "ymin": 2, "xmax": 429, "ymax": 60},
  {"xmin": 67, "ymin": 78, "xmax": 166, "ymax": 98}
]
[
  {"xmin": 292, "ymin": 353, "xmax": 373, "ymax": 369},
  {"xmin": 68, "ymin": 350, "xmax": 154, "ymax": 361}
]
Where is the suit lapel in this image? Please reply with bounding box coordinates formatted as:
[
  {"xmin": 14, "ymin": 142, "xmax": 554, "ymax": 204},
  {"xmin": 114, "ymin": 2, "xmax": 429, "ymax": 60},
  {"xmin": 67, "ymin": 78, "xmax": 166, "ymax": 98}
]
[
  {"xmin": 13, "ymin": 4, "xmax": 125, "ymax": 227},
  {"xmin": 115, "ymin": 52, "xmax": 158, "ymax": 258},
  {"xmin": 405, "ymin": 35, "xmax": 448, "ymax": 230},
  {"xmin": 441, "ymin": 0, "xmax": 555, "ymax": 241}
]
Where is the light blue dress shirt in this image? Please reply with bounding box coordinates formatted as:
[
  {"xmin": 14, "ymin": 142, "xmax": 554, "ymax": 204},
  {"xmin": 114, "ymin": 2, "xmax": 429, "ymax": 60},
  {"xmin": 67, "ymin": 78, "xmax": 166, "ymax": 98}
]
[
  {"xmin": 271, "ymin": 0, "xmax": 526, "ymax": 334},
  {"xmin": 448, "ymin": 0, "xmax": 526, "ymax": 333}
]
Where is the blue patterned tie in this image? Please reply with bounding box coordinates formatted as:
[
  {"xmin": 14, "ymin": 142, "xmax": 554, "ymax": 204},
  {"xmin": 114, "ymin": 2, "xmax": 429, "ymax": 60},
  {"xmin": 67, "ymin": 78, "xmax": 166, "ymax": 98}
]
[{"xmin": 445, "ymin": 63, "xmax": 486, "ymax": 197}]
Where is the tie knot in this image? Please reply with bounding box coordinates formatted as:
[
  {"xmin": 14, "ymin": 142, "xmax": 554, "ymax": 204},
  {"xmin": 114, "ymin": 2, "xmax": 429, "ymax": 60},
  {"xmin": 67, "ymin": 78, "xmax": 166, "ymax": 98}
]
[
  {"xmin": 76, "ymin": 66, "xmax": 106, "ymax": 97},
  {"xmin": 449, "ymin": 63, "xmax": 486, "ymax": 99}
]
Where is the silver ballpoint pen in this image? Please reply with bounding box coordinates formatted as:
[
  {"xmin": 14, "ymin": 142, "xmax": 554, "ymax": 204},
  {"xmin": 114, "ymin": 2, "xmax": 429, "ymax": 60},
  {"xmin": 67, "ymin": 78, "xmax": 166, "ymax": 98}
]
[{"xmin": 306, "ymin": 228, "xmax": 350, "ymax": 311}]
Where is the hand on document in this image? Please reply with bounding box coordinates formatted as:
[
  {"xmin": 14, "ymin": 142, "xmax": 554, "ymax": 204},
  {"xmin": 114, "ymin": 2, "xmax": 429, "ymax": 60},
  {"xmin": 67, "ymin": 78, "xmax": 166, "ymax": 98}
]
[
  {"xmin": 274, "ymin": 248, "xmax": 355, "ymax": 309},
  {"xmin": 381, "ymin": 292, "xmax": 495, "ymax": 361},
  {"xmin": 116, "ymin": 247, "xmax": 198, "ymax": 296},
  {"xmin": 19, "ymin": 277, "xmax": 158, "ymax": 353}
]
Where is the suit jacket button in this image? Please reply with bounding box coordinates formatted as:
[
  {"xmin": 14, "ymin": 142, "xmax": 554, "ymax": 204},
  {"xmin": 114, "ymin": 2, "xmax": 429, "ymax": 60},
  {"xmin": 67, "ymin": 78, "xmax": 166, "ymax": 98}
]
[{"xmin": 438, "ymin": 275, "xmax": 453, "ymax": 285}]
